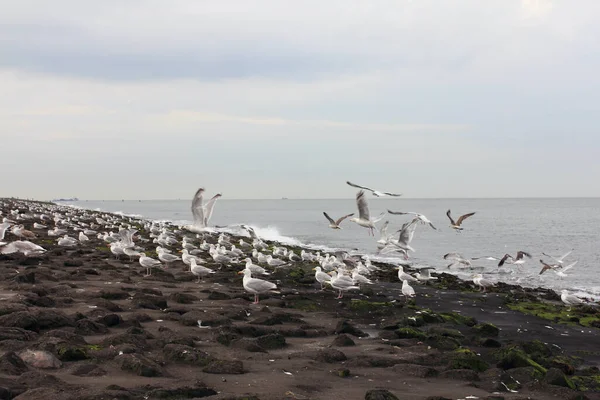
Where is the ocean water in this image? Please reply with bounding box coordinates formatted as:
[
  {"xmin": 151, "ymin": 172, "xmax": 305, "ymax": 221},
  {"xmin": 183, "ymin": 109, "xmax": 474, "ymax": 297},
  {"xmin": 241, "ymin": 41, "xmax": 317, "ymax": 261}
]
[{"xmin": 64, "ymin": 198, "xmax": 600, "ymax": 298}]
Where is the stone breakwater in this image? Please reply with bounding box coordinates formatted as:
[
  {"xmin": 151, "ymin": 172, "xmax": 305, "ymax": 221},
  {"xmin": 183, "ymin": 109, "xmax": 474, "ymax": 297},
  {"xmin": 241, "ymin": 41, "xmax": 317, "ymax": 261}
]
[{"xmin": 0, "ymin": 198, "xmax": 598, "ymax": 400}]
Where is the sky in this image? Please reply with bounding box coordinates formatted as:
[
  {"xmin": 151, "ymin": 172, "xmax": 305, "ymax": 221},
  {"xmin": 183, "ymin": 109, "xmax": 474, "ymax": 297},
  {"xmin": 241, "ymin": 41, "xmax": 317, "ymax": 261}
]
[{"xmin": 1, "ymin": 0, "xmax": 599, "ymax": 200}]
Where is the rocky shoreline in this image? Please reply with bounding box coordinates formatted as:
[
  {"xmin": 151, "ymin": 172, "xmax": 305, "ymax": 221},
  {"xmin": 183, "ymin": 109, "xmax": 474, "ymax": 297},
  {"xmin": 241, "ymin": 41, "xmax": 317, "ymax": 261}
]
[{"xmin": 0, "ymin": 198, "xmax": 598, "ymax": 400}]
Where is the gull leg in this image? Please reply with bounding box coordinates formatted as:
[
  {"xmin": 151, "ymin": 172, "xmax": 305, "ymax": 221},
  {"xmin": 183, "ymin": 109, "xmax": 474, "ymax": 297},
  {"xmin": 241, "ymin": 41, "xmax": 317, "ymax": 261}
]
[
  {"xmin": 254, "ymin": 294, "xmax": 259, "ymax": 304},
  {"xmin": 196, "ymin": 276, "xmax": 200, "ymax": 283}
]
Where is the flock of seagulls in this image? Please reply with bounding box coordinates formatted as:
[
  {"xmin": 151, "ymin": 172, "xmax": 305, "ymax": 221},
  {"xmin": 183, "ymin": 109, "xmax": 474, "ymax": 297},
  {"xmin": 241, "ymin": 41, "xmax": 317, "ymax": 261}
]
[{"xmin": 0, "ymin": 180, "xmax": 593, "ymax": 308}]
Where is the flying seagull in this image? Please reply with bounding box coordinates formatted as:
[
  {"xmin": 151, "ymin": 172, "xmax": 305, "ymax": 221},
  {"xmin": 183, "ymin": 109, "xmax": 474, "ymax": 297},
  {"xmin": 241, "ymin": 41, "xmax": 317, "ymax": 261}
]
[
  {"xmin": 538, "ymin": 259, "xmax": 559, "ymax": 275},
  {"xmin": 323, "ymin": 212, "xmax": 354, "ymax": 229},
  {"xmin": 184, "ymin": 187, "xmax": 222, "ymax": 233},
  {"xmin": 498, "ymin": 251, "xmax": 532, "ymax": 267},
  {"xmin": 346, "ymin": 181, "xmax": 402, "ymax": 197},
  {"xmin": 349, "ymin": 190, "xmax": 384, "ymax": 236},
  {"xmin": 388, "ymin": 210, "xmax": 437, "ymax": 230},
  {"xmin": 446, "ymin": 209, "xmax": 476, "ymax": 231},
  {"xmin": 542, "ymin": 249, "xmax": 573, "ymax": 265}
]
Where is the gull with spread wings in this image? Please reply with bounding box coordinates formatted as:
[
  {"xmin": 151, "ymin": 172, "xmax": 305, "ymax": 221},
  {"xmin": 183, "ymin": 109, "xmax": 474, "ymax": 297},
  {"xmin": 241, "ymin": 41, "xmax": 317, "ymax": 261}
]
[
  {"xmin": 346, "ymin": 181, "xmax": 402, "ymax": 197},
  {"xmin": 388, "ymin": 210, "xmax": 437, "ymax": 230},
  {"xmin": 446, "ymin": 209, "xmax": 476, "ymax": 231},
  {"xmin": 323, "ymin": 212, "xmax": 354, "ymax": 229},
  {"xmin": 542, "ymin": 249, "xmax": 573, "ymax": 265},
  {"xmin": 183, "ymin": 187, "xmax": 222, "ymax": 233},
  {"xmin": 349, "ymin": 190, "xmax": 385, "ymax": 236},
  {"xmin": 497, "ymin": 251, "xmax": 532, "ymax": 267}
]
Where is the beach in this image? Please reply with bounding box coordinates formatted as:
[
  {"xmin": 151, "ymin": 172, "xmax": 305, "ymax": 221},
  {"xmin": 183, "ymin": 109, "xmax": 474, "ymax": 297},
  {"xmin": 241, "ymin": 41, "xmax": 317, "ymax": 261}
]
[{"xmin": 0, "ymin": 198, "xmax": 599, "ymax": 400}]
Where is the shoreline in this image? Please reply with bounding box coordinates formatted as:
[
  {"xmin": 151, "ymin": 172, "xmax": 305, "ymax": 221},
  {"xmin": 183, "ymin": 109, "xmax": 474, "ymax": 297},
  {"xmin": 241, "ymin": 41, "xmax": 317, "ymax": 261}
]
[
  {"xmin": 53, "ymin": 199, "xmax": 600, "ymax": 300},
  {"xmin": 0, "ymin": 198, "xmax": 599, "ymax": 399}
]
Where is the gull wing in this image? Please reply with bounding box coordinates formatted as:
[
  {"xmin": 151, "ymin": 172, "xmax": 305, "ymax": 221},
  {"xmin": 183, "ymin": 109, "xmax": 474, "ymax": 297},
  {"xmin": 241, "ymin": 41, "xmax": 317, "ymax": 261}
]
[
  {"xmin": 378, "ymin": 221, "xmax": 389, "ymax": 239},
  {"xmin": 561, "ymin": 260, "xmax": 578, "ymax": 272},
  {"xmin": 397, "ymin": 219, "xmax": 418, "ymax": 245},
  {"xmin": 497, "ymin": 254, "xmax": 512, "ymax": 267},
  {"xmin": 387, "ymin": 210, "xmax": 412, "ymax": 215},
  {"xmin": 347, "ymin": 181, "xmax": 374, "ymax": 193},
  {"xmin": 191, "ymin": 188, "xmax": 205, "ymax": 226},
  {"xmin": 456, "ymin": 212, "xmax": 476, "ymax": 225},
  {"xmin": 203, "ymin": 193, "xmax": 222, "ymax": 226},
  {"xmin": 323, "ymin": 212, "xmax": 336, "ymax": 225},
  {"xmin": 382, "ymin": 191, "xmax": 402, "ymax": 197},
  {"xmin": 356, "ymin": 190, "xmax": 370, "ymax": 220},
  {"xmin": 443, "ymin": 252, "xmax": 464, "ymax": 261},
  {"xmin": 557, "ymin": 249, "xmax": 574, "ymax": 262},
  {"xmin": 335, "ymin": 213, "xmax": 354, "ymax": 225},
  {"xmin": 516, "ymin": 251, "xmax": 532, "ymax": 260},
  {"xmin": 446, "ymin": 210, "xmax": 456, "ymax": 225}
]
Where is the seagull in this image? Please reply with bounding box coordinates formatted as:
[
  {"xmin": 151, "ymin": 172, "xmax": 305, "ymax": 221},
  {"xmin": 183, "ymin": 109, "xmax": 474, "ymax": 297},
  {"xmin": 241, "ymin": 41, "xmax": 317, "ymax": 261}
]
[
  {"xmin": 472, "ymin": 274, "xmax": 494, "ymax": 292},
  {"xmin": 444, "ymin": 253, "xmax": 472, "ymax": 268},
  {"xmin": 346, "ymin": 181, "xmax": 402, "ymax": 197},
  {"xmin": 243, "ymin": 258, "xmax": 270, "ymax": 276},
  {"xmin": 322, "ymin": 212, "xmax": 354, "ymax": 229},
  {"xmin": 379, "ymin": 219, "xmax": 418, "ymax": 257},
  {"xmin": 158, "ymin": 249, "xmax": 180, "ymax": 266},
  {"xmin": 349, "ymin": 190, "xmax": 385, "ymax": 236},
  {"xmin": 238, "ymin": 269, "xmax": 278, "ymax": 304},
  {"xmin": 396, "ymin": 266, "xmax": 418, "ymax": 283},
  {"xmin": 326, "ymin": 271, "xmax": 360, "ymax": 299},
  {"xmin": 0, "ymin": 240, "xmax": 46, "ymax": 256},
  {"xmin": 11, "ymin": 225, "xmax": 37, "ymax": 240},
  {"xmin": 190, "ymin": 258, "xmax": 215, "ymax": 282},
  {"xmin": 184, "ymin": 187, "xmax": 222, "ymax": 233},
  {"xmin": 539, "ymin": 259, "xmax": 560, "ymax": 275},
  {"xmin": 0, "ymin": 222, "xmax": 12, "ymax": 241},
  {"xmin": 446, "ymin": 210, "xmax": 476, "ymax": 231},
  {"xmin": 554, "ymin": 261, "xmax": 578, "ymax": 278},
  {"xmin": 542, "ymin": 250, "xmax": 573, "ymax": 265},
  {"xmin": 266, "ymin": 255, "xmax": 287, "ymax": 268},
  {"xmin": 351, "ymin": 270, "xmax": 373, "ymax": 285},
  {"xmin": 498, "ymin": 251, "xmax": 532, "ymax": 267},
  {"xmin": 387, "ymin": 211, "xmax": 437, "ymax": 230},
  {"xmin": 414, "ymin": 267, "xmax": 438, "ymax": 283},
  {"xmin": 560, "ymin": 289, "xmax": 584, "ymax": 309},
  {"xmin": 78, "ymin": 232, "xmax": 90, "ymax": 243},
  {"xmin": 312, "ymin": 266, "xmax": 332, "ymax": 290},
  {"xmin": 139, "ymin": 253, "xmax": 162, "ymax": 276},
  {"xmin": 401, "ymin": 280, "xmax": 416, "ymax": 299},
  {"xmin": 123, "ymin": 247, "xmax": 142, "ymax": 261}
]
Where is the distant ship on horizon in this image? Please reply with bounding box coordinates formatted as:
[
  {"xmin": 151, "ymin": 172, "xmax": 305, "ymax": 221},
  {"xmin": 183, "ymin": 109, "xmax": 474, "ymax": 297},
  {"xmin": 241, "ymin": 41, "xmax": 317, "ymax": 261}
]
[{"xmin": 52, "ymin": 197, "xmax": 79, "ymax": 202}]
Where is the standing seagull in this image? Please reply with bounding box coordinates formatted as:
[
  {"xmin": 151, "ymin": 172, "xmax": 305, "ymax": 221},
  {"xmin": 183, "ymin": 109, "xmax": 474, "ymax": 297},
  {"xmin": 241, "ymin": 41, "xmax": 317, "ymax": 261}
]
[
  {"xmin": 560, "ymin": 289, "xmax": 584, "ymax": 310},
  {"xmin": 498, "ymin": 251, "xmax": 531, "ymax": 267},
  {"xmin": 472, "ymin": 274, "xmax": 495, "ymax": 292},
  {"xmin": 349, "ymin": 190, "xmax": 384, "ymax": 236},
  {"xmin": 346, "ymin": 181, "xmax": 402, "ymax": 197},
  {"xmin": 238, "ymin": 269, "xmax": 278, "ymax": 304},
  {"xmin": 184, "ymin": 187, "xmax": 222, "ymax": 233},
  {"xmin": 388, "ymin": 211, "xmax": 437, "ymax": 230},
  {"xmin": 446, "ymin": 210, "xmax": 476, "ymax": 231},
  {"xmin": 322, "ymin": 212, "xmax": 354, "ymax": 229}
]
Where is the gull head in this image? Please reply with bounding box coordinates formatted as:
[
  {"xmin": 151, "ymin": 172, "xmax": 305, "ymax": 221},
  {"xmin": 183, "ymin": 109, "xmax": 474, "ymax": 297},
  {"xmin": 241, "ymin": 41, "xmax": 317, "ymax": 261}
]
[{"xmin": 349, "ymin": 217, "xmax": 360, "ymax": 224}]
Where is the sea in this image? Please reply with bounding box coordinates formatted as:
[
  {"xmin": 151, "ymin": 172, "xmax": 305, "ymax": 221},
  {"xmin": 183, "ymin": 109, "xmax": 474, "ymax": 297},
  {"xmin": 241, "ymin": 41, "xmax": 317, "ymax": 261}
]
[{"xmin": 62, "ymin": 198, "xmax": 600, "ymax": 299}]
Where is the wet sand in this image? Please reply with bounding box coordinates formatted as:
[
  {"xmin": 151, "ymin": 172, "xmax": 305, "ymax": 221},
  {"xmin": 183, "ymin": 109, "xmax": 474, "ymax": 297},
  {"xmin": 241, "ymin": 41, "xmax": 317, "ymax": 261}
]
[{"xmin": 0, "ymin": 198, "xmax": 599, "ymax": 400}]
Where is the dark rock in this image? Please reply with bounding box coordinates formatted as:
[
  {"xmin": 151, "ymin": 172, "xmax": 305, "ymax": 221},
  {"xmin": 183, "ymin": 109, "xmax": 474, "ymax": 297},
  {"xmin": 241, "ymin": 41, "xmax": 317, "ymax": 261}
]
[
  {"xmin": 169, "ymin": 292, "xmax": 199, "ymax": 304},
  {"xmin": 64, "ymin": 260, "xmax": 83, "ymax": 267},
  {"xmin": 315, "ymin": 349, "xmax": 347, "ymax": 363},
  {"xmin": 425, "ymin": 336, "xmax": 460, "ymax": 351},
  {"xmin": 75, "ymin": 319, "xmax": 109, "ymax": 335},
  {"xmin": 231, "ymin": 339, "xmax": 268, "ymax": 353},
  {"xmin": 207, "ymin": 291, "xmax": 231, "ymax": 300},
  {"xmin": 378, "ymin": 331, "xmax": 398, "ymax": 340},
  {"xmin": 473, "ymin": 323, "xmax": 500, "ymax": 337},
  {"xmin": 335, "ymin": 368, "xmax": 351, "ymax": 378},
  {"xmin": 420, "ymin": 311, "xmax": 446, "ymax": 324},
  {"xmin": 480, "ymin": 338, "xmax": 502, "ymax": 348},
  {"xmin": 331, "ymin": 334, "xmax": 356, "ymax": 347},
  {"xmin": 131, "ymin": 292, "xmax": 167, "ymax": 310},
  {"xmin": 13, "ymin": 272, "xmax": 35, "ymax": 284},
  {"xmin": 545, "ymin": 367, "xmax": 576, "ymax": 389},
  {"xmin": 162, "ymin": 344, "xmax": 213, "ymax": 366},
  {"xmin": 96, "ymin": 313, "xmax": 123, "ymax": 327},
  {"xmin": 438, "ymin": 369, "xmax": 480, "ymax": 381},
  {"xmin": 119, "ymin": 354, "xmax": 163, "ymax": 377},
  {"xmin": 0, "ymin": 328, "xmax": 38, "ymax": 342},
  {"xmin": 146, "ymin": 385, "xmax": 218, "ymax": 399},
  {"xmin": 180, "ymin": 311, "xmax": 231, "ymax": 327},
  {"xmin": 427, "ymin": 327, "xmax": 464, "ymax": 339},
  {"xmin": 34, "ymin": 310, "xmax": 73, "ymax": 330},
  {"xmin": 255, "ymin": 333, "xmax": 286, "ymax": 350},
  {"xmin": 335, "ymin": 320, "xmax": 368, "ymax": 337},
  {"xmin": 93, "ymin": 298, "xmax": 123, "ymax": 312},
  {"xmin": 0, "ymin": 352, "xmax": 29, "ymax": 375},
  {"xmin": 15, "ymin": 370, "xmax": 66, "ymax": 387},
  {"xmin": 0, "ymin": 303, "xmax": 28, "ymax": 316},
  {"xmin": 129, "ymin": 313, "xmax": 153, "ymax": 323},
  {"xmin": 57, "ymin": 344, "xmax": 89, "ymax": 361},
  {"xmin": 100, "ymin": 289, "xmax": 129, "ymax": 300},
  {"xmin": 0, "ymin": 312, "xmax": 39, "ymax": 332},
  {"xmin": 395, "ymin": 327, "xmax": 426, "ymax": 340},
  {"xmin": 364, "ymin": 389, "xmax": 400, "ymax": 400},
  {"xmin": 70, "ymin": 363, "xmax": 107, "ymax": 377},
  {"xmin": 346, "ymin": 356, "xmax": 398, "ymax": 368},
  {"xmin": 522, "ymin": 339, "xmax": 553, "ymax": 358},
  {"xmin": 202, "ymin": 360, "xmax": 244, "ymax": 374},
  {"xmin": 495, "ymin": 346, "xmax": 546, "ymax": 374},
  {"xmin": 391, "ymin": 364, "xmax": 438, "ymax": 378},
  {"xmin": 102, "ymin": 333, "xmax": 148, "ymax": 350},
  {"xmin": 501, "ymin": 366, "xmax": 543, "ymax": 385},
  {"xmin": 446, "ymin": 349, "xmax": 489, "ymax": 372}
]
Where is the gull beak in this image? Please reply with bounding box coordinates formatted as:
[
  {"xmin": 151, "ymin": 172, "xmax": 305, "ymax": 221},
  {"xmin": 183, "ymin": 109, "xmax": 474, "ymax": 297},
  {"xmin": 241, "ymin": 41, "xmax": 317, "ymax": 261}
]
[
  {"xmin": 178, "ymin": 250, "xmax": 183, "ymax": 253},
  {"xmin": 327, "ymin": 272, "xmax": 333, "ymax": 276},
  {"xmin": 237, "ymin": 271, "xmax": 244, "ymax": 275},
  {"xmin": 311, "ymin": 268, "xmax": 316, "ymax": 271}
]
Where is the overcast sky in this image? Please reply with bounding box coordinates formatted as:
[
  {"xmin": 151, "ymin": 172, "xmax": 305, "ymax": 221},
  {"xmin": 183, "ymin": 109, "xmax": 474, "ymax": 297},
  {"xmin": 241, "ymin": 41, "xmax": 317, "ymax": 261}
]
[{"xmin": 1, "ymin": 0, "xmax": 599, "ymax": 200}]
